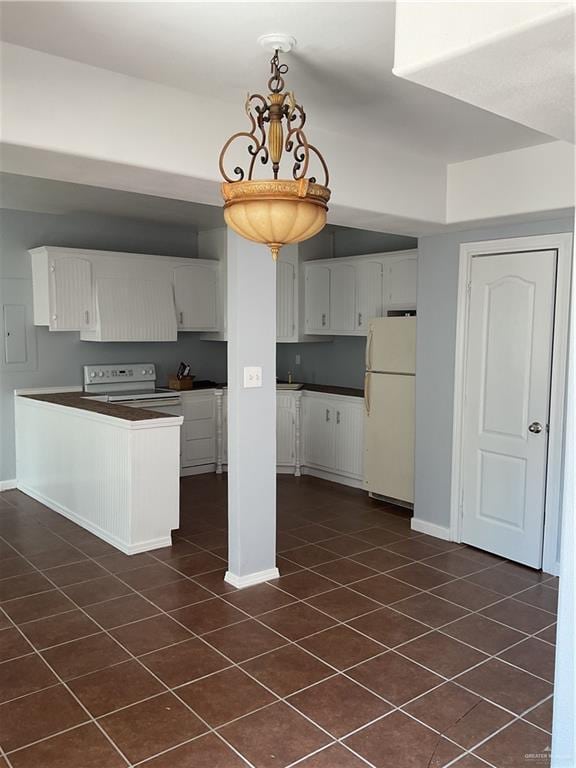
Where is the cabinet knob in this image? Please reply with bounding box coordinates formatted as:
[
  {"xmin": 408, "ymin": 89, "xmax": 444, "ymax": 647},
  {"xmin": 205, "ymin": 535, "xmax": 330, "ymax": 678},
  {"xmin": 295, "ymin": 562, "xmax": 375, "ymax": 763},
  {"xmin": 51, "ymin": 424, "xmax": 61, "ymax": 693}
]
[
  {"xmin": 336, "ymin": 410, "xmax": 341, "ymax": 425},
  {"xmin": 358, "ymin": 312, "xmax": 362, "ymax": 326},
  {"xmin": 321, "ymin": 313, "xmax": 326, "ymax": 327},
  {"xmin": 325, "ymin": 408, "xmax": 330, "ymax": 422}
]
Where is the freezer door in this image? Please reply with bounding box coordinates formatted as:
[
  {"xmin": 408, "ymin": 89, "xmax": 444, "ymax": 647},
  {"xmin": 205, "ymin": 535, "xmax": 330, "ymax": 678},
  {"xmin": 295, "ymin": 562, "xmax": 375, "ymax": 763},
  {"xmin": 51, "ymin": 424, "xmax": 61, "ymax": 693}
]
[
  {"xmin": 366, "ymin": 316, "xmax": 416, "ymax": 374},
  {"xmin": 364, "ymin": 372, "xmax": 415, "ymax": 503}
]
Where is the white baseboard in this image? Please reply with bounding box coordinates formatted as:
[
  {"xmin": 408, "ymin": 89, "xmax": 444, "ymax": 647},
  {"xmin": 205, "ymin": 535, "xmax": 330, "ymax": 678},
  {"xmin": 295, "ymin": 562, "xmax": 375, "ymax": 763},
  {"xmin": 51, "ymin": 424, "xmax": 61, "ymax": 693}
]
[
  {"xmin": 301, "ymin": 467, "xmax": 363, "ymax": 489},
  {"xmin": 16, "ymin": 484, "xmax": 172, "ymax": 555},
  {"xmin": 0, "ymin": 479, "xmax": 17, "ymax": 492},
  {"xmin": 411, "ymin": 517, "xmax": 452, "ymax": 541},
  {"xmin": 224, "ymin": 567, "xmax": 280, "ymax": 589}
]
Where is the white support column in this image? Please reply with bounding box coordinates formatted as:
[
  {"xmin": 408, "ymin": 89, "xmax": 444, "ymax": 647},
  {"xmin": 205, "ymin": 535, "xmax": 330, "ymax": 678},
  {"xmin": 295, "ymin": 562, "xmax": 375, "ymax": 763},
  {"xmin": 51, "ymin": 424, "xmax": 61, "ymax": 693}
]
[
  {"xmin": 225, "ymin": 231, "xmax": 279, "ymax": 589},
  {"xmin": 551, "ymin": 233, "xmax": 575, "ymax": 768}
]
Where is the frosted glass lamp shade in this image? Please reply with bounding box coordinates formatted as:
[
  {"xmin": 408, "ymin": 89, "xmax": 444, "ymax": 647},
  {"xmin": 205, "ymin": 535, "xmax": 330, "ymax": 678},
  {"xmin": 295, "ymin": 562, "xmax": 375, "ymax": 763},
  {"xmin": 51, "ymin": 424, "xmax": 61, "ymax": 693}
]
[{"xmin": 222, "ymin": 179, "xmax": 330, "ymax": 260}]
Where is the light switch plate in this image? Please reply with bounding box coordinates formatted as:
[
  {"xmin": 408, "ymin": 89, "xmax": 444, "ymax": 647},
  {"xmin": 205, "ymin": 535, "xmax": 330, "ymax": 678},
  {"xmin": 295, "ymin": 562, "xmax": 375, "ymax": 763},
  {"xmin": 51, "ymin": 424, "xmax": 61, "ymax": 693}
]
[{"xmin": 243, "ymin": 366, "xmax": 262, "ymax": 388}]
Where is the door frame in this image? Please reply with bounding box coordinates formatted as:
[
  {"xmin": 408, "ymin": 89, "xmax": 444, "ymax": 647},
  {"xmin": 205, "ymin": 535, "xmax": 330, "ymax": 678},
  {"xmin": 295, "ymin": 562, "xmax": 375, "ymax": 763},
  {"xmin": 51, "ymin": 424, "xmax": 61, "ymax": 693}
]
[{"xmin": 450, "ymin": 232, "xmax": 573, "ymax": 575}]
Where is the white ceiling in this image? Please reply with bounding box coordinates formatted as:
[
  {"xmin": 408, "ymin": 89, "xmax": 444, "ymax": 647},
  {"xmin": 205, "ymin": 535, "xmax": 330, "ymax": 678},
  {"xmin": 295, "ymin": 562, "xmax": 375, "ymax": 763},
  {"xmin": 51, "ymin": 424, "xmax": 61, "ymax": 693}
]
[
  {"xmin": 0, "ymin": 172, "xmax": 225, "ymax": 229},
  {"xmin": 0, "ymin": 1, "xmax": 553, "ymax": 162}
]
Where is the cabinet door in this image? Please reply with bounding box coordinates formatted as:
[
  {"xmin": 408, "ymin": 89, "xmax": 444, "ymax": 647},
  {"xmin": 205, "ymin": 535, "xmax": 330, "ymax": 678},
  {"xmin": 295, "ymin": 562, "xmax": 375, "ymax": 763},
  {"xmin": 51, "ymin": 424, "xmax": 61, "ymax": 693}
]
[
  {"xmin": 49, "ymin": 256, "xmax": 94, "ymax": 331},
  {"xmin": 330, "ymin": 264, "xmax": 356, "ymax": 332},
  {"xmin": 305, "ymin": 265, "xmax": 331, "ymax": 332},
  {"xmin": 334, "ymin": 402, "xmax": 364, "ymax": 477},
  {"xmin": 355, "ymin": 261, "xmax": 383, "ymax": 331},
  {"xmin": 387, "ymin": 256, "xmax": 417, "ymax": 308},
  {"xmin": 277, "ymin": 395, "xmax": 296, "ymax": 464},
  {"xmin": 174, "ymin": 264, "xmax": 218, "ymax": 331},
  {"xmin": 303, "ymin": 397, "xmax": 335, "ymax": 468},
  {"xmin": 276, "ymin": 260, "xmax": 296, "ymax": 341}
]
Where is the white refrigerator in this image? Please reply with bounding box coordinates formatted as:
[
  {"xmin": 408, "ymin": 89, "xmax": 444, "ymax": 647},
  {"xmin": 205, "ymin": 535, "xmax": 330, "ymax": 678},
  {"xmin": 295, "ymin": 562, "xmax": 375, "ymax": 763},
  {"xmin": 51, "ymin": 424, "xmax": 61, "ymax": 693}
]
[{"xmin": 364, "ymin": 316, "xmax": 416, "ymax": 504}]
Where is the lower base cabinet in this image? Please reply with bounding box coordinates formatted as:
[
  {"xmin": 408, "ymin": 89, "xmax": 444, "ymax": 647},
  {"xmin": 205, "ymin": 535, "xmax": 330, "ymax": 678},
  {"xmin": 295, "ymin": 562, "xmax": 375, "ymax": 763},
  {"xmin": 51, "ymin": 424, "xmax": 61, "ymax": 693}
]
[
  {"xmin": 179, "ymin": 389, "xmax": 364, "ymax": 487},
  {"xmin": 301, "ymin": 392, "xmax": 364, "ymax": 483},
  {"xmin": 180, "ymin": 390, "xmax": 218, "ymax": 475}
]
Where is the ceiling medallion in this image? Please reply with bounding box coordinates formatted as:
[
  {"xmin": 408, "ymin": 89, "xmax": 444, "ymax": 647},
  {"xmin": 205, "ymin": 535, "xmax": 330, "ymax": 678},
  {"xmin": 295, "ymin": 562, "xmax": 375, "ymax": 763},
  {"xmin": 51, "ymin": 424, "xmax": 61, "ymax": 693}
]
[{"xmin": 219, "ymin": 35, "xmax": 331, "ymax": 260}]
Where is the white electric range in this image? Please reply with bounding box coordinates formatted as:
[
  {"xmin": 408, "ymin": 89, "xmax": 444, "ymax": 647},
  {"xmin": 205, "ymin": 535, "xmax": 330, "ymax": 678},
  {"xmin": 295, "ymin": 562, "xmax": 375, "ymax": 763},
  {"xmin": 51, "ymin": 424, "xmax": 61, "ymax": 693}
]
[{"xmin": 83, "ymin": 364, "xmax": 182, "ymax": 416}]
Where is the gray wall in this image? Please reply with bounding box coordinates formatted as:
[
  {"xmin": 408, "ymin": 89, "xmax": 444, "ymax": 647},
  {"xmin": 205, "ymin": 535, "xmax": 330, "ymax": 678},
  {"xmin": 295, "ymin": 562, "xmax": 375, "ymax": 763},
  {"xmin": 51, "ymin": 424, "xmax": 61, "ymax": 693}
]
[
  {"xmin": 277, "ymin": 337, "xmax": 366, "ymax": 389},
  {"xmin": 333, "ymin": 229, "xmax": 417, "ymax": 258},
  {"xmin": 0, "ymin": 209, "xmax": 227, "ymax": 481},
  {"xmin": 414, "ymin": 215, "xmax": 574, "ymax": 531}
]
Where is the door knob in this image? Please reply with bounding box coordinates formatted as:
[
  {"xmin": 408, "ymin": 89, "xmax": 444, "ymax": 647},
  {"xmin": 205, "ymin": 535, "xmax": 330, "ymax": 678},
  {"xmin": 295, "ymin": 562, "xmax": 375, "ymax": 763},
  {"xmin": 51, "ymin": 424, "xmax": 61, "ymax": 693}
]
[{"xmin": 528, "ymin": 422, "xmax": 543, "ymax": 434}]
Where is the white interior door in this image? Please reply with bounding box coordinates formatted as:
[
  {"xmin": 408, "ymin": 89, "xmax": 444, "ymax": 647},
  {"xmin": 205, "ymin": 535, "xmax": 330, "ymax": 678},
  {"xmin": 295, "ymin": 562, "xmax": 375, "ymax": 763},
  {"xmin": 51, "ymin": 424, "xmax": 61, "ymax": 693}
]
[{"xmin": 461, "ymin": 249, "xmax": 557, "ymax": 567}]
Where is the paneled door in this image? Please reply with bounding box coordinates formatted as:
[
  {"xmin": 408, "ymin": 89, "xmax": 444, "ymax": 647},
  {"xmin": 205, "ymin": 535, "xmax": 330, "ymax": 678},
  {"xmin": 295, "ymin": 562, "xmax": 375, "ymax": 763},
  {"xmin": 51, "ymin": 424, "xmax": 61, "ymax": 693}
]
[{"xmin": 461, "ymin": 249, "xmax": 557, "ymax": 567}]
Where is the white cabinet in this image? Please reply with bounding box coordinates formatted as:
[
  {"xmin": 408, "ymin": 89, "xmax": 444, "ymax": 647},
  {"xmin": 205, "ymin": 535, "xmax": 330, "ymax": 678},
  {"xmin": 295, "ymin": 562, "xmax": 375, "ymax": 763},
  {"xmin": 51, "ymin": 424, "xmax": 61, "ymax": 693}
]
[
  {"xmin": 302, "ymin": 396, "xmax": 334, "ymax": 469},
  {"xmin": 30, "ymin": 247, "xmax": 222, "ymax": 340},
  {"xmin": 277, "ymin": 393, "xmax": 297, "ymax": 466},
  {"xmin": 192, "ymin": 389, "xmax": 362, "ymax": 487},
  {"xmin": 30, "ymin": 248, "xmax": 95, "ymax": 331},
  {"xmin": 330, "ymin": 263, "xmax": 356, "ymax": 332},
  {"xmin": 333, "ymin": 401, "xmax": 364, "ymax": 477},
  {"xmin": 305, "ymin": 264, "xmax": 331, "ymax": 332},
  {"xmin": 304, "ymin": 250, "xmax": 417, "ymax": 336},
  {"xmin": 219, "ymin": 391, "xmax": 301, "ymax": 474},
  {"xmin": 276, "ymin": 261, "xmax": 296, "ymax": 341},
  {"xmin": 387, "ymin": 255, "xmax": 418, "ymax": 308},
  {"xmin": 302, "ymin": 392, "xmax": 364, "ymax": 482},
  {"xmin": 180, "ymin": 391, "xmax": 217, "ymax": 473},
  {"xmin": 174, "ymin": 263, "xmax": 219, "ymax": 331},
  {"xmin": 356, "ymin": 261, "xmax": 383, "ymax": 332}
]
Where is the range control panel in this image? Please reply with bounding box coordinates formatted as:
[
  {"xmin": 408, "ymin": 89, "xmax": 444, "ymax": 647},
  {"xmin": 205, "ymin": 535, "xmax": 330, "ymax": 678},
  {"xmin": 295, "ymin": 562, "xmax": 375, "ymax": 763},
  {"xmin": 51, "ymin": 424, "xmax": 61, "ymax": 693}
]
[{"xmin": 83, "ymin": 364, "xmax": 156, "ymax": 386}]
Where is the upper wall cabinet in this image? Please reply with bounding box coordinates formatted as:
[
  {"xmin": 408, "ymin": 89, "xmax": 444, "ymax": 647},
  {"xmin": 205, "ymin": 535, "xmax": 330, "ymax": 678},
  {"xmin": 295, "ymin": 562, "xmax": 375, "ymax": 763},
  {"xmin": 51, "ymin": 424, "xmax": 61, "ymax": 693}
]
[
  {"xmin": 174, "ymin": 263, "xmax": 219, "ymax": 331},
  {"xmin": 330, "ymin": 263, "xmax": 356, "ymax": 332},
  {"xmin": 304, "ymin": 264, "xmax": 331, "ymax": 332},
  {"xmin": 387, "ymin": 255, "xmax": 418, "ymax": 308},
  {"xmin": 198, "ymin": 229, "xmax": 326, "ymax": 343},
  {"xmin": 276, "ymin": 260, "xmax": 296, "ymax": 341},
  {"xmin": 356, "ymin": 261, "xmax": 384, "ymax": 332},
  {"xmin": 304, "ymin": 250, "xmax": 417, "ymax": 336},
  {"xmin": 29, "ymin": 246, "xmax": 221, "ymax": 341},
  {"xmin": 30, "ymin": 248, "xmax": 95, "ymax": 331}
]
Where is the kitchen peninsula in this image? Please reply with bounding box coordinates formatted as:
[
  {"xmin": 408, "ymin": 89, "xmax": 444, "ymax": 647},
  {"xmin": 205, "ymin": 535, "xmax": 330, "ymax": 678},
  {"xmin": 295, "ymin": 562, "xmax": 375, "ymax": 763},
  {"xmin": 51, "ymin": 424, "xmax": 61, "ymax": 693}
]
[{"xmin": 14, "ymin": 389, "xmax": 182, "ymax": 554}]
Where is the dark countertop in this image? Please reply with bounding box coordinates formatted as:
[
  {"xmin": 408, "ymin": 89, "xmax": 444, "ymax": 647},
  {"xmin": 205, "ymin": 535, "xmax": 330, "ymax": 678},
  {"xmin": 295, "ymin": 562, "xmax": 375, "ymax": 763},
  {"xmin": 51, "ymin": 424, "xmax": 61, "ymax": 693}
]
[
  {"xmin": 298, "ymin": 383, "xmax": 364, "ymax": 398},
  {"xmin": 21, "ymin": 382, "xmax": 364, "ymax": 422},
  {"xmin": 20, "ymin": 392, "xmax": 176, "ymax": 422}
]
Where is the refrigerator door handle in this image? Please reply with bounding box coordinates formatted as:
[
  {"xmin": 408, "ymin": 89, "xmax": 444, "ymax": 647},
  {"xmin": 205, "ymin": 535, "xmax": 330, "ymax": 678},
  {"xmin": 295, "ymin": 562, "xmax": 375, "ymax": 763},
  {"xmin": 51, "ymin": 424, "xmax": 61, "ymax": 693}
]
[
  {"xmin": 366, "ymin": 328, "xmax": 374, "ymax": 370},
  {"xmin": 364, "ymin": 372, "xmax": 371, "ymax": 415}
]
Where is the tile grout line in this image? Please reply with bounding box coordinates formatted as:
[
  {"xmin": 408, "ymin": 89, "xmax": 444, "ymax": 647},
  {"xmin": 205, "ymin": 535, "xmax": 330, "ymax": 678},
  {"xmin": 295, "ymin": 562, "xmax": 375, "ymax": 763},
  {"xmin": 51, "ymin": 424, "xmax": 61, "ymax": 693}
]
[{"xmin": 0, "ymin": 488, "xmax": 558, "ymax": 767}]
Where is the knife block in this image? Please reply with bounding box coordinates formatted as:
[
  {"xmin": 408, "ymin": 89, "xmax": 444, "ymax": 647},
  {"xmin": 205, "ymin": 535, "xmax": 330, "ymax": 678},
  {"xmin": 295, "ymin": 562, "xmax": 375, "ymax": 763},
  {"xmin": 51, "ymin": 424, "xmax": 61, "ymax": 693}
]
[{"xmin": 168, "ymin": 376, "xmax": 195, "ymax": 391}]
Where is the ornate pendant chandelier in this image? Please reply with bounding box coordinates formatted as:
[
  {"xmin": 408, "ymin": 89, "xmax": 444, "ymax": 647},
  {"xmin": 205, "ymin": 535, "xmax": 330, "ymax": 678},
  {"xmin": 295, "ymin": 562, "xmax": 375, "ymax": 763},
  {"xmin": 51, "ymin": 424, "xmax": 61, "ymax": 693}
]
[{"xmin": 219, "ymin": 35, "xmax": 331, "ymax": 260}]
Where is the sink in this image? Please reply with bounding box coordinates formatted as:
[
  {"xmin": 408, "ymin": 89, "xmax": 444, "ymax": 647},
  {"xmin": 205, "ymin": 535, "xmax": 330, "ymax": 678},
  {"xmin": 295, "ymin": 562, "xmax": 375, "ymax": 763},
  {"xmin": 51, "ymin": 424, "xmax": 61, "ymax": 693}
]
[{"xmin": 277, "ymin": 383, "xmax": 303, "ymax": 390}]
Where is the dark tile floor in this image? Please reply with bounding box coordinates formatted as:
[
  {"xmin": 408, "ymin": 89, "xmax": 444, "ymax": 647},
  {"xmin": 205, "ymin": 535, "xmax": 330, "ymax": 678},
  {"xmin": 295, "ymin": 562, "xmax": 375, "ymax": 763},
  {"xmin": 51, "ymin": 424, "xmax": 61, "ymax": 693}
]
[{"xmin": 0, "ymin": 475, "xmax": 558, "ymax": 767}]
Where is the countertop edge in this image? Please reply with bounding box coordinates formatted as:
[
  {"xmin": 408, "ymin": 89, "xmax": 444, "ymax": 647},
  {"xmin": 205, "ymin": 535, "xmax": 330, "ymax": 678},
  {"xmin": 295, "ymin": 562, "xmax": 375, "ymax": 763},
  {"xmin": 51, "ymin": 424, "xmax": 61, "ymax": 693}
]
[{"xmin": 16, "ymin": 392, "xmax": 183, "ymax": 427}]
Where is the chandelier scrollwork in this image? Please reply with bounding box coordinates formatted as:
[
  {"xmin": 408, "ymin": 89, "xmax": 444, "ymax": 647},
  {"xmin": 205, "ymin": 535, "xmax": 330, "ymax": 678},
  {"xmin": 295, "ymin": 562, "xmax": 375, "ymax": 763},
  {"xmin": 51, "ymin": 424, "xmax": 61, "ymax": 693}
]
[{"xmin": 219, "ymin": 45, "xmax": 330, "ymax": 259}]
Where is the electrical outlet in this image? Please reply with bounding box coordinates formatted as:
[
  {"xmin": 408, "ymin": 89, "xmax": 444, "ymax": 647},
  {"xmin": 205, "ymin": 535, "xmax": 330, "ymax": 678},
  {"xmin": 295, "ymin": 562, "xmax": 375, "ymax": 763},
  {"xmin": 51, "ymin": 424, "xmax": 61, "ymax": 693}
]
[
  {"xmin": 295, "ymin": 354, "xmax": 301, "ymax": 366},
  {"xmin": 243, "ymin": 366, "xmax": 262, "ymax": 388}
]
